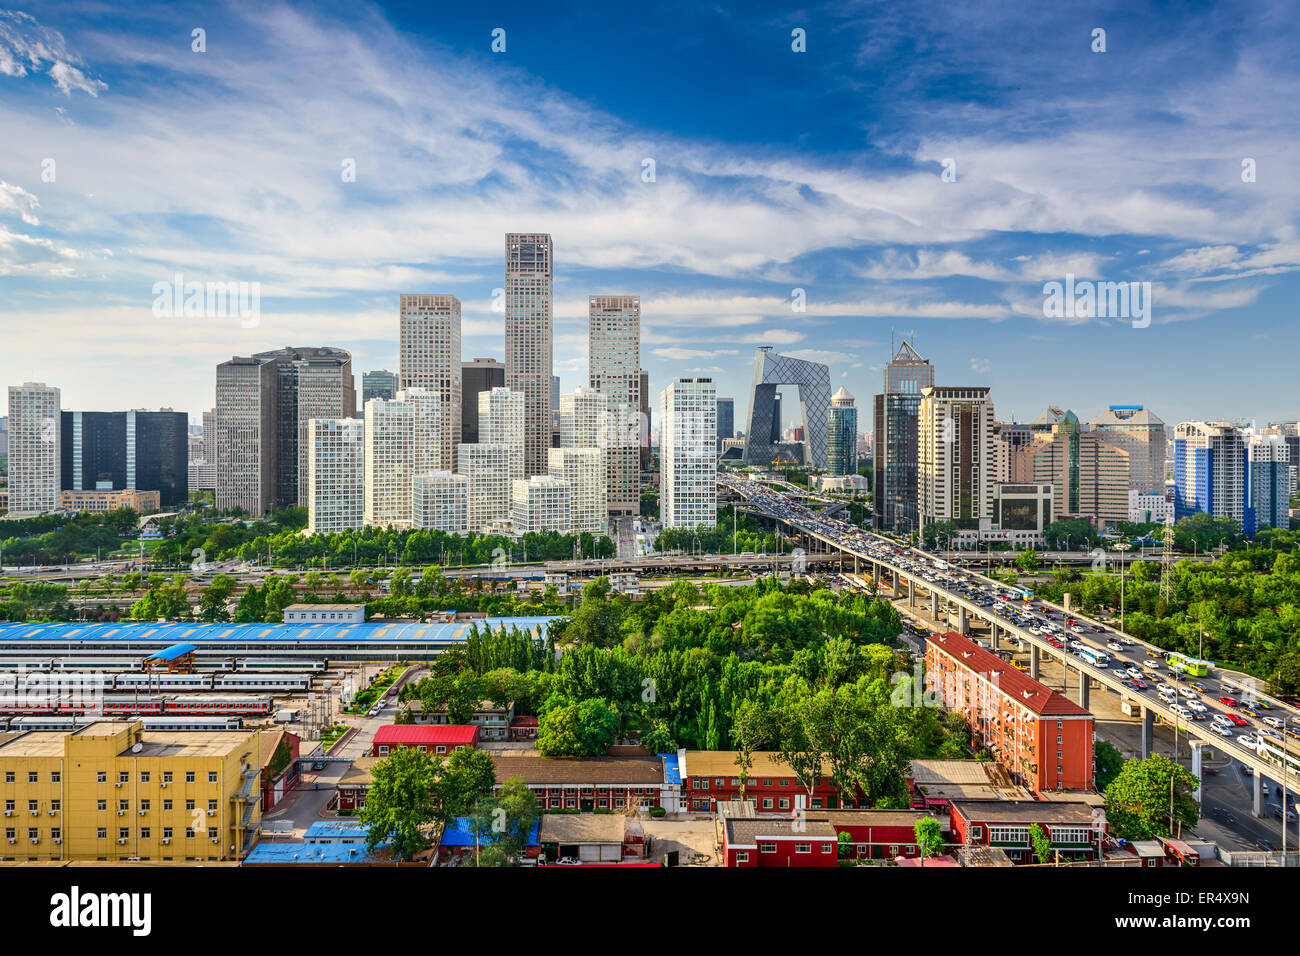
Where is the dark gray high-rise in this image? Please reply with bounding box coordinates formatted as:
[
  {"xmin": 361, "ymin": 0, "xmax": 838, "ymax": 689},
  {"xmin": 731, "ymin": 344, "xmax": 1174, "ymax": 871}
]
[
  {"xmin": 461, "ymin": 358, "xmax": 506, "ymax": 445},
  {"xmin": 61, "ymin": 410, "xmax": 189, "ymax": 507},
  {"xmin": 872, "ymin": 340, "xmax": 933, "ymax": 531}
]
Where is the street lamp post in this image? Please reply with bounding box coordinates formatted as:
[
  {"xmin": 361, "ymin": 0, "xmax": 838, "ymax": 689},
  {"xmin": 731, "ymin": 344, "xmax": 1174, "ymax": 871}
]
[{"xmin": 1114, "ymin": 543, "xmax": 1131, "ymax": 633}]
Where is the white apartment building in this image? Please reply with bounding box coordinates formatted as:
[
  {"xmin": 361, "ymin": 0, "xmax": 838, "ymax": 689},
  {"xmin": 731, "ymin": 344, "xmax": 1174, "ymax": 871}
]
[
  {"xmin": 6, "ymin": 382, "xmax": 61, "ymax": 515},
  {"xmin": 1128, "ymin": 489, "xmax": 1173, "ymax": 525},
  {"xmin": 396, "ymin": 387, "xmax": 442, "ymax": 476},
  {"xmin": 512, "ymin": 474, "xmax": 572, "ymax": 535},
  {"xmin": 363, "ymin": 398, "xmax": 413, "ymax": 528},
  {"xmin": 548, "ymin": 446, "xmax": 605, "ymax": 533},
  {"xmin": 918, "ymin": 386, "xmax": 995, "ymax": 529},
  {"xmin": 559, "ymin": 386, "xmax": 606, "ymax": 450},
  {"xmin": 1249, "ymin": 433, "xmax": 1291, "ymax": 533},
  {"xmin": 588, "ymin": 295, "xmax": 641, "ymax": 516},
  {"xmin": 660, "ymin": 378, "xmax": 717, "ymax": 530},
  {"xmin": 294, "ymin": 356, "xmax": 356, "ymax": 507},
  {"xmin": 458, "ymin": 442, "xmax": 512, "ymax": 533},
  {"xmin": 307, "ymin": 418, "xmax": 364, "ymax": 534},
  {"xmin": 412, "ymin": 470, "xmax": 468, "ymax": 534},
  {"xmin": 478, "ymin": 387, "xmax": 525, "ymax": 482},
  {"xmin": 399, "ymin": 293, "xmax": 462, "ymax": 471},
  {"xmin": 1173, "ymin": 421, "xmax": 1246, "ymax": 526},
  {"xmin": 504, "ymin": 234, "xmax": 553, "ymax": 477}
]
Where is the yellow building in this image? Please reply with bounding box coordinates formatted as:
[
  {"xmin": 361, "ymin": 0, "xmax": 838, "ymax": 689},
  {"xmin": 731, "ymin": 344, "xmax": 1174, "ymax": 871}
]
[{"xmin": 0, "ymin": 720, "xmax": 263, "ymax": 864}]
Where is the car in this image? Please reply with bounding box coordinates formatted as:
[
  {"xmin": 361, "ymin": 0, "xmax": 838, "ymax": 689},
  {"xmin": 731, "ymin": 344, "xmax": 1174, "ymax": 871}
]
[
  {"xmin": 1128, "ymin": 679, "xmax": 1147, "ymax": 690},
  {"xmin": 1240, "ymin": 764, "xmax": 1253, "ymax": 776},
  {"xmin": 1257, "ymin": 699, "xmax": 1275, "ymax": 710},
  {"xmin": 1143, "ymin": 659, "xmax": 1163, "ymax": 670},
  {"xmin": 1211, "ymin": 723, "xmax": 1233, "ymax": 737},
  {"xmin": 1263, "ymin": 716, "xmax": 1283, "ymax": 728},
  {"xmin": 1237, "ymin": 735, "xmax": 1259, "ymax": 751},
  {"xmin": 1189, "ymin": 683, "xmax": 1208, "ymax": 693},
  {"xmin": 1157, "ymin": 683, "xmax": 1176, "ymax": 695},
  {"xmin": 1126, "ymin": 667, "xmax": 1143, "ymax": 679},
  {"xmin": 1048, "ymin": 639, "xmax": 1064, "ymax": 649},
  {"xmin": 1225, "ymin": 713, "xmax": 1248, "ymax": 727},
  {"xmin": 1178, "ymin": 687, "xmax": 1197, "ymax": 699},
  {"xmin": 1107, "ymin": 642, "xmax": 1123, "ymax": 651},
  {"xmin": 1241, "ymin": 706, "xmax": 1261, "ymax": 718},
  {"xmin": 1187, "ymin": 701, "xmax": 1207, "ymax": 712},
  {"xmin": 1218, "ymin": 696, "xmax": 1239, "ymax": 707}
]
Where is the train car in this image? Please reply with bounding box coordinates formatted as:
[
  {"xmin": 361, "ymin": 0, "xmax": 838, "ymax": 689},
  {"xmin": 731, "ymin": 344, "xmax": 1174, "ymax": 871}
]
[
  {"xmin": 8, "ymin": 715, "xmax": 96, "ymax": 730},
  {"xmin": 214, "ymin": 673, "xmax": 312, "ymax": 692},
  {"xmin": 235, "ymin": 658, "xmax": 327, "ymax": 672},
  {"xmin": 54, "ymin": 657, "xmax": 144, "ymax": 671},
  {"xmin": 0, "ymin": 699, "xmax": 57, "ymax": 715},
  {"xmin": 22, "ymin": 672, "xmax": 116, "ymax": 692},
  {"xmin": 192, "ymin": 658, "xmax": 235, "ymax": 672},
  {"xmin": 166, "ymin": 695, "xmax": 273, "ymax": 715},
  {"xmin": 141, "ymin": 715, "xmax": 243, "ymax": 732},
  {"xmin": 0, "ymin": 659, "xmax": 54, "ymax": 671},
  {"xmin": 112, "ymin": 672, "xmax": 215, "ymax": 692},
  {"xmin": 56, "ymin": 696, "xmax": 167, "ymax": 716}
]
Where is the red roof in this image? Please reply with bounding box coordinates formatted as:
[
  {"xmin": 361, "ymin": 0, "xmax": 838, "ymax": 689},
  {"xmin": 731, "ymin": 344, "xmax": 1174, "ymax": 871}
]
[
  {"xmin": 927, "ymin": 632, "xmax": 1090, "ymax": 717},
  {"xmin": 373, "ymin": 724, "xmax": 479, "ymax": 746},
  {"xmin": 510, "ymin": 715, "xmax": 539, "ymax": 727}
]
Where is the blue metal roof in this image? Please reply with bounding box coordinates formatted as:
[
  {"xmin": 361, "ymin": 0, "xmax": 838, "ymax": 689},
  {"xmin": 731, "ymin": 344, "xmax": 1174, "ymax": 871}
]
[
  {"xmin": 438, "ymin": 816, "xmax": 540, "ymax": 848},
  {"xmin": 143, "ymin": 642, "xmax": 198, "ymax": 662},
  {"xmin": 304, "ymin": 821, "xmax": 370, "ymax": 842},
  {"xmin": 243, "ymin": 841, "xmax": 392, "ymax": 864},
  {"xmin": 660, "ymin": 752, "xmax": 681, "ymax": 786},
  {"xmin": 0, "ymin": 616, "xmax": 562, "ymax": 646}
]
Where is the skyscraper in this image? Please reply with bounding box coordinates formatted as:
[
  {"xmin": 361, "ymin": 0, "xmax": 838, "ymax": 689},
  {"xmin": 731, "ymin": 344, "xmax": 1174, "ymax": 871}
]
[
  {"xmin": 362, "ymin": 370, "xmax": 398, "ymax": 405},
  {"xmin": 6, "ymin": 382, "xmax": 61, "ymax": 515},
  {"xmin": 307, "ymin": 418, "xmax": 364, "ymax": 534},
  {"xmin": 460, "ymin": 358, "xmax": 505, "ymax": 445},
  {"xmin": 639, "ymin": 369, "xmax": 651, "ymax": 470},
  {"xmin": 412, "ymin": 471, "xmax": 468, "ymax": 534},
  {"xmin": 743, "ymin": 348, "xmax": 831, "ymax": 468},
  {"xmin": 1174, "ymin": 421, "xmax": 1247, "ymax": 528},
  {"xmin": 1089, "ymin": 405, "xmax": 1166, "ymax": 495},
  {"xmin": 399, "ymin": 294, "xmax": 462, "ymax": 471},
  {"xmin": 559, "ymin": 387, "xmax": 605, "ymax": 450},
  {"xmin": 918, "ymin": 386, "xmax": 994, "ymax": 533},
  {"xmin": 479, "ymin": 387, "xmax": 526, "ymax": 482},
  {"xmin": 1248, "ymin": 433, "xmax": 1290, "ymax": 535},
  {"xmin": 61, "ymin": 410, "xmax": 189, "ymax": 507},
  {"xmin": 661, "ymin": 378, "xmax": 717, "ymax": 530},
  {"xmin": 504, "ymin": 233, "xmax": 553, "ymax": 477},
  {"xmin": 872, "ymin": 341, "xmax": 933, "ymax": 530},
  {"xmin": 588, "ymin": 295, "xmax": 641, "ymax": 516},
  {"xmin": 215, "ymin": 357, "xmax": 277, "ymax": 515},
  {"xmin": 363, "ymin": 398, "xmax": 413, "ymax": 528},
  {"xmin": 549, "ymin": 446, "xmax": 605, "ymax": 533},
  {"xmin": 716, "ymin": 397, "xmax": 735, "ymax": 453},
  {"xmin": 1026, "ymin": 411, "xmax": 1130, "ymax": 530},
  {"xmin": 215, "ymin": 347, "xmax": 354, "ymax": 514},
  {"xmin": 458, "ymin": 443, "xmax": 512, "ymax": 533},
  {"xmin": 512, "ymin": 474, "xmax": 572, "ymax": 535},
  {"xmin": 396, "ymin": 387, "xmax": 442, "ymax": 477},
  {"xmin": 826, "ymin": 386, "xmax": 857, "ymax": 476}
]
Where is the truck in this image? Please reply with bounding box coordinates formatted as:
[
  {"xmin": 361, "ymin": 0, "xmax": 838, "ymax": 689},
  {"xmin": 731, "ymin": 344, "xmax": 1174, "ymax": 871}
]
[{"xmin": 273, "ymin": 708, "xmax": 299, "ymax": 723}]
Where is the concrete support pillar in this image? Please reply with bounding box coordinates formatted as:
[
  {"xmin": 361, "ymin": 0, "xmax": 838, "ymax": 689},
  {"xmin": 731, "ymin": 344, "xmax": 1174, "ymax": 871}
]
[
  {"xmin": 990, "ymin": 624, "xmax": 999, "ymax": 651},
  {"xmin": 907, "ymin": 578, "xmax": 914, "ymax": 606},
  {"xmin": 931, "ymin": 592, "xmax": 939, "ymax": 620},
  {"xmin": 1189, "ymin": 741, "xmax": 1205, "ymax": 804},
  {"xmin": 957, "ymin": 606, "xmax": 968, "ymax": 636},
  {"xmin": 854, "ymin": 553, "xmax": 859, "ymax": 574},
  {"xmin": 1141, "ymin": 706, "xmax": 1153, "ymax": 760},
  {"xmin": 1253, "ymin": 772, "xmax": 1265, "ymax": 819},
  {"xmin": 1030, "ymin": 644, "xmax": 1040, "ymax": 680},
  {"xmin": 1078, "ymin": 669, "xmax": 1090, "ymax": 710}
]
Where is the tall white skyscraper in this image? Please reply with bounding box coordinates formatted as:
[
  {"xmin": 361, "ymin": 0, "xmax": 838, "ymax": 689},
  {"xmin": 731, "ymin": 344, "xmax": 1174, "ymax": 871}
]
[
  {"xmin": 412, "ymin": 471, "xmax": 468, "ymax": 534},
  {"xmin": 559, "ymin": 387, "xmax": 605, "ymax": 449},
  {"xmin": 295, "ymin": 354, "xmax": 357, "ymax": 507},
  {"xmin": 1174, "ymin": 421, "xmax": 1247, "ymax": 527},
  {"xmin": 504, "ymin": 233, "xmax": 553, "ymax": 477},
  {"xmin": 307, "ymin": 418, "xmax": 364, "ymax": 534},
  {"xmin": 660, "ymin": 378, "xmax": 717, "ymax": 530},
  {"xmin": 512, "ymin": 474, "xmax": 572, "ymax": 535},
  {"xmin": 396, "ymin": 387, "xmax": 442, "ymax": 476},
  {"xmin": 6, "ymin": 382, "xmax": 61, "ymax": 516},
  {"xmin": 363, "ymin": 398, "xmax": 413, "ymax": 528},
  {"xmin": 458, "ymin": 443, "xmax": 512, "ymax": 533},
  {"xmin": 588, "ymin": 295, "xmax": 641, "ymax": 516},
  {"xmin": 918, "ymin": 386, "xmax": 995, "ymax": 530},
  {"xmin": 548, "ymin": 446, "xmax": 605, "ymax": 533},
  {"xmin": 478, "ymin": 387, "xmax": 525, "ymax": 482},
  {"xmin": 399, "ymin": 294, "xmax": 462, "ymax": 471}
]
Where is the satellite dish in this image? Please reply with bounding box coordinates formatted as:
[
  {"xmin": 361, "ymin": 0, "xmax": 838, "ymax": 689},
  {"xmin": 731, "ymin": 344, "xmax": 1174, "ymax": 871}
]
[{"xmin": 131, "ymin": 742, "xmax": 143, "ymax": 753}]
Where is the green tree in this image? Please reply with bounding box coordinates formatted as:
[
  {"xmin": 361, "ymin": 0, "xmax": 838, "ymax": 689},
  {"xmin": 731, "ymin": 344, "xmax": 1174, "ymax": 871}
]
[
  {"xmin": 914, "ymin": 816, "xmax": 943, "ymax": 858},
  {"xmin": 730, "ymin": 699, "xmax": 771, "ymax": 803},
  {"xmin": 358, "ymin": 746, "xmax": 438, "ymax": 861},
  {"xmin": 1095, "ymin": 740, "xmax": 1125, "ymax": 792},
  {"xmin": 1103, "ymin": 754, "xmax": 1199, "ymax": 841},
  {"xmin": 1029, "ymin": 823, "xmax": 1052, "ymax": 865},
  {"xmin": 536, "ymin": 698, "xmax": 618, "ymax": 757},
  {"xmin": 436, "ymin": 747, "xmax": 497, "ymax": 822},
  {"xmin": 1015, "ymin": 549, "xmax": 1040, "ymax": 572}
]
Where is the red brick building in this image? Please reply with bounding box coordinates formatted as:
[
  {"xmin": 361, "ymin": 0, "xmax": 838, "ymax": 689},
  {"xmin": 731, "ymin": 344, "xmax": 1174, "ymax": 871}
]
[
  {"xmin": 371, "ymin": 724, "xmax": 480, "ymax": 758},
  {"xmin": 680, "ymin": 751, "xmax": 843, "ymax": 812},
  {"xmin": 949, "ymin": 800, "xmax": 1106, "ymax": 864},
  {"xmin": 926, "ymin": 632, "xmax": 1094, "ymax": 792},
  {"xmin": 488, "ymin": 750, "xmax": 668, "ymax": 811},
  {"xmin": 721, "ymin": 817, "xmax": 839, "ymax": 867},
  {"xmin": 817, "ymin": 809, "xmax": 947, "ymax": 861},
  {"xmin": 259, "ymin": 728, "xmax": 301, "ymax": 812}
]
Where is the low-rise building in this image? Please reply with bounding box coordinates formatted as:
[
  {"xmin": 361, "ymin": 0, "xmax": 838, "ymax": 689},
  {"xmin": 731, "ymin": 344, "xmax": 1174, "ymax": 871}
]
[
  {"xmin": 539, "ymin": 813, "xmax": 637, "ymax": 863},
  {"xmin": 370, "ymin": 724, "xmax": 480, "ymax": 758},
  {"xmin": 59, "ymin": 489, "xmax": 161, "ymax": 514},
  {"xmin": 401, "ymin": 699, "xmax": 514, "ymax": 741},
  {"xmin": 434, "ymin": 815, "xmax": 541, "ymax": 865},
  {"xmin": 488, "ymin": 749, "xmax": 667, "ymax": 811},
  {"xmin": 721, "ymin": 816, "xmax": 838, "ymax": 867},
  {"xmin": 949, "ymin": 799, "xmax": 1106, "ymax": 864},
  {"xmin": 282, "ymin": 603, "xmax": 366, "ymax": 624},
  {"xmin": 679, "ymin": 749, "xmax": 842, "ymax": 812}
]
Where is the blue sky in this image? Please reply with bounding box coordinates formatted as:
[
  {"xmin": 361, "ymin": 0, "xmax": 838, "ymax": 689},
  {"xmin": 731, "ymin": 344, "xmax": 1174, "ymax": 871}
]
[{"xmin": 1, "ymin": 0, "xmax": 1298, "ymax": 432}]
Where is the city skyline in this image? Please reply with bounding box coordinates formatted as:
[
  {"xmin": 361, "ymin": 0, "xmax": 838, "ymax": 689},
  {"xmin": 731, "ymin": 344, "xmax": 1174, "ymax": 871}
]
[{"xmin": 2, "ymin": 2, "xmax": 1299, "ymax": 426}]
